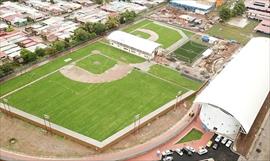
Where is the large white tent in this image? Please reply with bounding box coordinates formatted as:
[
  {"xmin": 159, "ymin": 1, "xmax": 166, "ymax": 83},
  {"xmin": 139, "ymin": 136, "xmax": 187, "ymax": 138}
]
[{"xmin": 195, "ymin": 37, "xmax": 270, "ymax": 136}]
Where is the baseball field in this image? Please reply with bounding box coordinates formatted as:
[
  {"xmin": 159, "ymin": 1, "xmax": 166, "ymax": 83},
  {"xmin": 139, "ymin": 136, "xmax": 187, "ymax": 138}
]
[{"xmin": 1, "ymin": 39, "xmax": 201, "ymax": 142}]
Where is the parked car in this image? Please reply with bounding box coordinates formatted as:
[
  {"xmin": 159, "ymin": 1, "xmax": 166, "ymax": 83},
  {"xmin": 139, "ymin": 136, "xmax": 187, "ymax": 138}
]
[
  {"xmin": 163, "ymin": 156, "xmax": 173, "ymax": 161},
  {"xmin": 182, "ymin": 147, "xmax": 193, "ymax": 156},
  {"xmin": 162, "ymin": 150, "xmax": 173, "ymax": 156},
  {"xmin": 215, "ymin": 135, "xmax": 222, "ymax": 142},
  {"xmin": 186, "ymin": 146, "xmax": 196, "ymax": 153},
  {"xmin": 221, "ymin": 137, "xmax": 228, "ymax": 144},
  {"xmin": 206, "ymin": 140, "xmax": 213, "ymax": 147},
  {"xmin": 226, "ymin": 140, "xmax": 233, "ymax": 147},
  {"xmin": 213, "ymin": 143, "xmax": 219, "ymax": 150},
  {"xmin": 175, "ymin": 148, "xmax": 183, "ymax": 156},
  {"xmin": 198, "ymin": 147, "xmax": 208, "ymax": 155}
]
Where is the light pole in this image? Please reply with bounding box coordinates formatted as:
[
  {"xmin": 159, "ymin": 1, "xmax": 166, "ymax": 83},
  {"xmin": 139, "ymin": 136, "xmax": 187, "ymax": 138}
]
[
  {"xmin": 3, "ymin": 98, "xmax": 11, "ymax": 116},
  {"xmin": 43, "ymin": 114, "xmax": 51, "ymax": 134},
  {"xmin": 174, "ymin": 91, "xmax": 182, "ymax": 110},
  {"xmin": 134, "ymin": 114, "xmax": 140, "ymax": 134}
]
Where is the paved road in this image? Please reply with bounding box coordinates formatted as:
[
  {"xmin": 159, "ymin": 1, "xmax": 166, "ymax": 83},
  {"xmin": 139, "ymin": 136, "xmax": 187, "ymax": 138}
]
[{"xmin": 161, "ymin": 134, "xmax": 240, "ymax": 161}]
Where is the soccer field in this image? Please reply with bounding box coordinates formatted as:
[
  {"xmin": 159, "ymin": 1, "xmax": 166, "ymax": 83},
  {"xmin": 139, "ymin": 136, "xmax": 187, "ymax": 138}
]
[
  {"xmin": 173, "ymin": 41, "xmax": 208, "ymax": 64},
  {"xmin": 123, "ymin": 19, "xmax": 186, "ymax": 48},
  {"xmin": 1, "ymin": 41, "xmax": 201, "ymax": 141}
]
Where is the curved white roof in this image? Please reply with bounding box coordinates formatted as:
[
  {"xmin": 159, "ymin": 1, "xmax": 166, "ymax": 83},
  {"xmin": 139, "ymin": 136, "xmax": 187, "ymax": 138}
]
[
  {"xmin": 195, "ymin": 37, "xmax": 270, "ymax": 133},
  {"xmin": 107, "ymin": 31, "xmax": 161, "ymax": 55}
]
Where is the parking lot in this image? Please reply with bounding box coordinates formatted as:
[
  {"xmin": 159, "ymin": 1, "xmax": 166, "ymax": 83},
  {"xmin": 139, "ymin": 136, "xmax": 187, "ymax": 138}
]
[{"xmin": 161, "ymin": 134, "xmax": 240, "ymax": 161}]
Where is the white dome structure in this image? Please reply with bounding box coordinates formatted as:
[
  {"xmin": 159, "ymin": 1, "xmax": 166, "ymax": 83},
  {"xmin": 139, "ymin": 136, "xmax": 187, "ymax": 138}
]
[{"xmin": 195, "ymin": 37, "xmax": 270, "ymax": 139}]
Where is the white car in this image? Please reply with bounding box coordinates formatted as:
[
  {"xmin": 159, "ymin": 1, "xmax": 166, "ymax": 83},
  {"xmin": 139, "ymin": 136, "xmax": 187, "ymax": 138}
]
[
  {"xmin": 226, "ymin": 140, "xmax": 233, "ymax": 147},
  {"xmin": 215, "ymin": 135, "xmax": 222, "ymax": 142},
  {"xmin": 198, "ymin": 147, "xmax": 208, "ymax": 155},
  {"xmin": 186, "ymin": 146, "xmax": 196, "ymax": 153},
  {"xmin": 221, "ymin": 137, "xmax": 228, "ymax": 144},
  {"xmin": 175, "ymin": 148, "xmax": 183, "ymax": 156},
  {"xmin": 163, "ymin": 156, "xmax": 173, "ymax": 161},
  {"xmin": 164, "ymin": 150, "xmax": 173, "ymax": 155}
]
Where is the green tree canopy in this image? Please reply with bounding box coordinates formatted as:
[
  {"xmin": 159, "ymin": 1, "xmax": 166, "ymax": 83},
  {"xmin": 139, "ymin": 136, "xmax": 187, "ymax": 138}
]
[
  {"xmin": 20, "ymin": 49, "xmax": 37, "ymax": 63},
  {"xmin": 219, "ymin": 6, "xmax": 231, "ymax": 21}
]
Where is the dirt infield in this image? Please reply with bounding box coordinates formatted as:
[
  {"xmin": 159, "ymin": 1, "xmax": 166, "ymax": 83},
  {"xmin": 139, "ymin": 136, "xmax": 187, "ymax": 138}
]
[
  {"xmin": 136, "ymin": 29, "xmax": 159, "ymax": 41},
  {"xmin": 60, "ymin": 63, "xmax": 133, "ymax": 84}
]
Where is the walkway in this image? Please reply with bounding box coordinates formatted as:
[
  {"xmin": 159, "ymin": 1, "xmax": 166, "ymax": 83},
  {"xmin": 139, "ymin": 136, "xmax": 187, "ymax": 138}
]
[{"xmin": 129, "ymin": 113, "xmax": 214, "ymax": 161}]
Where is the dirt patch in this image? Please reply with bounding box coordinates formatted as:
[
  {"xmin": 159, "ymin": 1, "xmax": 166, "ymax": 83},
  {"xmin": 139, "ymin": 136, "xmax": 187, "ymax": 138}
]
[
  {"xmin": 0, "ymin": 112, "xmax": 94, "ymax": 157},
  {"xmin": 92, "ymin": 50, "xmax": 101, "ymax": 54},
  {"xmin": 59, "ymin": 64, "xmax": 133, "ymax": 84}
]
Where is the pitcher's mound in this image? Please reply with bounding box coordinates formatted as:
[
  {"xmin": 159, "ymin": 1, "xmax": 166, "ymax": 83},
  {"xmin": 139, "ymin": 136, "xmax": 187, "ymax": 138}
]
[{"xmin": 60, "ymin": 64, "xmax": 133, "ymax": 83}]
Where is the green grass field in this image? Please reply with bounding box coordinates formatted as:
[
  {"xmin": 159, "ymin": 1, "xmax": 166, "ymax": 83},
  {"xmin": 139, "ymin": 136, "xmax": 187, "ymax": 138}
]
[
  {"xmin": 148, "ymin": 65, "xmax": 202, "ymax": 91},
  {"xmin": 132, "ymin": 30, "xmax": 151, "ymax": 39},
  {"xmin": 174, "ymin": 41, "xmax": 208, "ymax": 64},
  {"xmin": 177, "ymin": 128, "xmax": 203, "ymax": 143},
  {"xmin": 124, "ymin": 19, "xmax": 185, "ymax": 48},
  {"xmin": 76, "ymin": 54, "xmax": 116, "ymax": 74},
  {"xmin": 0, "ymin": 42, "xmax": 144, "ymax": 96},
  {"xmin": 1, "ymin": 41, "xmax": 202, "ymax": 141},
  {"xmin": 207, "ymin": 20, "xmax": 260, "ymax": 45},
  {"xmin": 5, "ymin": 70, "xmax": 186, "ymax": 141}
]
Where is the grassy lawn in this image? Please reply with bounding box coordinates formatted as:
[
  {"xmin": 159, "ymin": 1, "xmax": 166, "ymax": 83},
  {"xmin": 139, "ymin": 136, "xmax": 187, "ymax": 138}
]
[
  {"xmin": 148, "ymin": 65, "xmax": 202, "ymax": 91},
  {"xmin": 132, "ymin": 30, "xmax": 151, "ymax": 39},
  {"xmin": 123, "ymin": 19, "xmax": 182, "ymax": 48},
  {"xmin": 207, "ymin": 20, "xmax": 260, "ymax": 45},
  {"xmin": 6, "ymin": 70, "xmax": 185, "ymax": 141},
  {"xmin": 177, "ymin": 128, "xmax": 203, "ymax": 143},
  {"xmin": 76, "ymin": 54, "xmax": 116, "ymax": 74},
  {"xmin": 174, "ymin": 41, "xmax": 208, "ymax": 64},
  {"xmin": 0, "ymin": 42, "xmax": 144, "ymax": 96}
]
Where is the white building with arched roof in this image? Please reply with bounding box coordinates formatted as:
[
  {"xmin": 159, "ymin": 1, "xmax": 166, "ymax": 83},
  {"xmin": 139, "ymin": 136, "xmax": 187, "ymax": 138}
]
[{"xmin": 195, "ymin": 37, "xmax": 270, "ymax": 139}]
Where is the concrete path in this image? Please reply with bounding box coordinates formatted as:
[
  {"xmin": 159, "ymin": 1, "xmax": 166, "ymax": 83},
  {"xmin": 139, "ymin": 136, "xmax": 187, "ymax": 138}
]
[
  {"xmin": 136, "ymin": 28, "xmax": 159, "ymax": 41},
  {"xmin": 130, "ymin": 61, "xmax": 155, "ymax": 72},
  {"xmin": 153, "ymin": 21, "xmax": 189, "ymax": 53}
]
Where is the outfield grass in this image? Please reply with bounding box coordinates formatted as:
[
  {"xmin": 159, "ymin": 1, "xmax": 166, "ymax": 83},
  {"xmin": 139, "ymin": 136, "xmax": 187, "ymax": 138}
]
[
  {"xmin": 132, "ymin": 30, "xmax": 151, "ymax": 39},
  {"xmin": 148, "ymin": 65, "xmax": 202, "ymax": 91},
  {"xmin": 174, "ymin": 41, "xmax": 208, "ymax": 64},
  {"xmin": 0, "ymin": 42, "xmax": 145, "ymax": 96},
  {"xmin": 76, "ymin": 54, "xmax": 116, "ymax": 74},
  {"xmin": 6, "ymin": 69, "xmax": 185, "ymax": 141},
  {"xmin": 207, "ymin": 20, "xmax": 260, "ymax": 45},
  {"xmin": 123, "ymin": 19, "xmax": 182, "ymax": 48},
  {"xmin": 177, "ymin": 128, "xmax": 203, "ymax": 143}
]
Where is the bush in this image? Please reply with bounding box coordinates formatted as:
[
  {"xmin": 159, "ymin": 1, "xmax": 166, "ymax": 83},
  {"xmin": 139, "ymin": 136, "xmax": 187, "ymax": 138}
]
[
  {"xmin": 20, "ymin": 49, "xmax": 37, "ymax": 63},
  {"xmin": 0, "ymin": 63, "xmax": 14, "ymax": 78}
]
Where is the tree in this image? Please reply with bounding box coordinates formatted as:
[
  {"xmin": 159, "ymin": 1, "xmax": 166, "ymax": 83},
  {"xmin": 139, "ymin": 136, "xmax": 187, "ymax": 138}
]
[
  {"xmin": 82, "ymin": 22, "xmax": 95, "ymax": 33},
  {"xmin": 219, "ymin": 6, "xmax": 231, "ymax": 21},
  {"xmin": 0, "ymin": 63, "xmax": 14, "ymax": 78},
  {"xmin": 105, "ymin": 16, "xmax": 120, "ymax": 30},
  {"xmin": 119, "ymin": 10, "xmax": 136, "ymax": 24},
  {"xmin": 45, "ymin": 47, "xmax": 57, "ymax": 55},
  {"xmin": 93, "ymin": 22, "xmax": 106, "ymax": 35},
  {"xmin": 73, "ymin": 28, "xmax": 92, "ymax": 42},
  {"xmin": 20, "ymin": 49, "xmax": 37, "ymax": 63},
  {"xmin": 35, "ymin": 47, "xmax": 46, "ymax": 57},
  {"xmin": 52, "ymin": 40, "xmax": 66, "ymax": 52},
  {"xmin": 233, "ymin": 1, "xmax": 245, "ymax": 15},
  {"xmin": 50, "ymin": 0, "xmax": 55, "ymax": 4}
]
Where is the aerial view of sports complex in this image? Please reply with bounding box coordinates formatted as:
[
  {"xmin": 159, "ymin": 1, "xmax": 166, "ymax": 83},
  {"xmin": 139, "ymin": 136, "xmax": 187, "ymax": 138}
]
[{"xmin": 0, "ymin": 0, "xmax": 269, "ymax": 161}]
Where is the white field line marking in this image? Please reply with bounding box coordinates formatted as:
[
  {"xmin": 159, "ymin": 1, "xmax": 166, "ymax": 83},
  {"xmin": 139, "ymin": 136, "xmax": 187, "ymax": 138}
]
[{"xmin": 1, "ymin": 52, "xmax": 96, "ymax": 99}]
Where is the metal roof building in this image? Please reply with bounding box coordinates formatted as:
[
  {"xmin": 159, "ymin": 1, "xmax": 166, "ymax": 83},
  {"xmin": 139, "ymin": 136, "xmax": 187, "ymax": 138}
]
[
  {"xmin": 195, "ymin": 37, "xmax": 270, "ymax": 138},
  {"xmin": 107, "ymin": 31, "xmax": 161, "ymax": 59}
]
